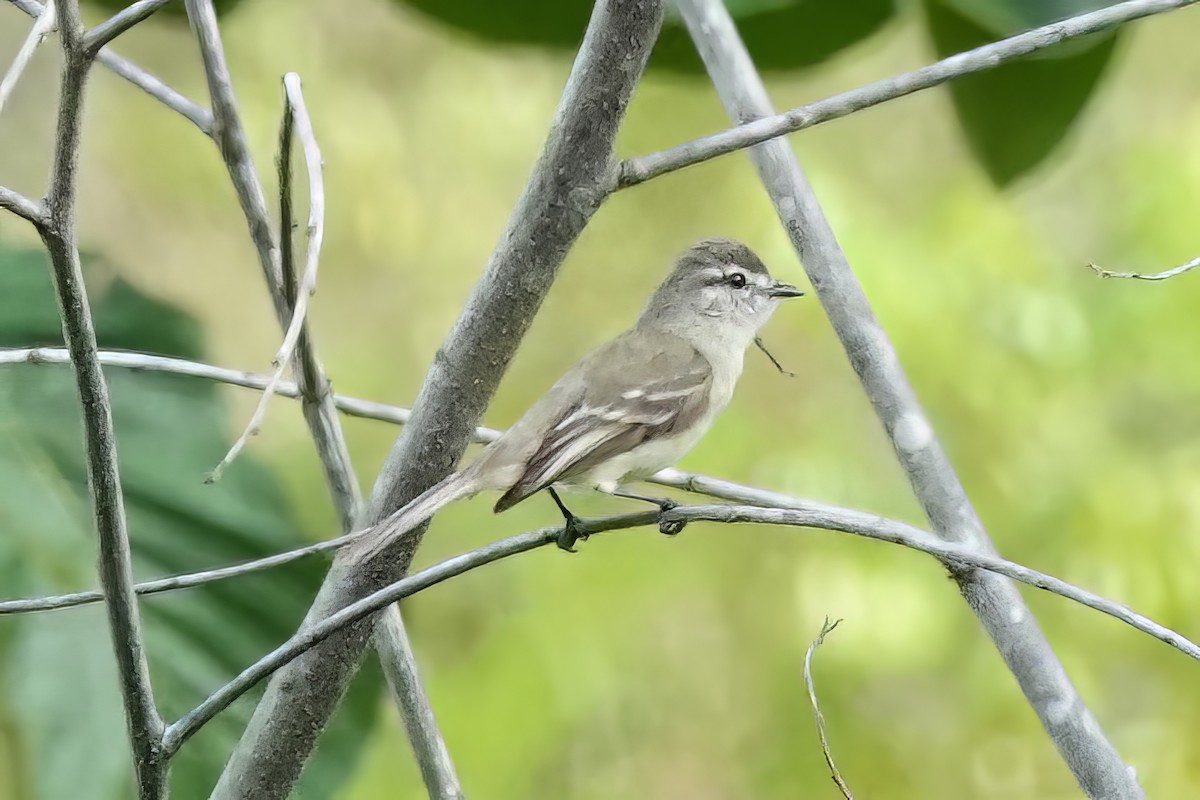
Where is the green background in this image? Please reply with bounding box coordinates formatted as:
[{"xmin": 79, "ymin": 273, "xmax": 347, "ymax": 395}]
[{"xmin": 2, "ymin": 0, "xmax": 1200, "ymax": 797}]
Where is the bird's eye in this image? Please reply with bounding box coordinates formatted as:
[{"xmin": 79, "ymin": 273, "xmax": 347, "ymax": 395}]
[{"xmin": 728, "ymin": 272, "xmax": 747, "ymax": 289}]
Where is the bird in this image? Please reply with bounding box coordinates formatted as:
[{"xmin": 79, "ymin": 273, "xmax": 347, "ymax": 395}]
[{"xmin": 358, "ymin": 237, "xmax": 803, "ymax": 558}]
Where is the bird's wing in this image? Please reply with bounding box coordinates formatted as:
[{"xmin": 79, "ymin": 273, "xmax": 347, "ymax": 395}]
[{"xmin": 493, "ymin": 331, "xmax": 712, "ymax": 512}]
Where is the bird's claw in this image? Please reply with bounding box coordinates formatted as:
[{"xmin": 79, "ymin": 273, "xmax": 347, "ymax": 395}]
[
  {"xmin": 656, "ymin": 499, "xmax": 686, "ymax": 536},
  {"xmin": 556, "ymin": 515, "xmax": 589, "ymax": 552}
]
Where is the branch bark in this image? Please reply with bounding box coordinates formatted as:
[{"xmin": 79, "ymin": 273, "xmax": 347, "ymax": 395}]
[
  {"xmin": 35, "ymin": 1, "xmax": 166, "ymax": 796},
  {"xmin": 209, "ymin": 2, "xmax": 663, "ymax": 796},
  {"xmin": 675, "ymin": 1, "xmax": 1143, "ymax": 797},
  {"xmin": 83, "ymin": 0, "xmax": 174, "ymax": 55},
  {"xmin": 0, "ymin": 186, "xmax": 43, "ymax": 223}
]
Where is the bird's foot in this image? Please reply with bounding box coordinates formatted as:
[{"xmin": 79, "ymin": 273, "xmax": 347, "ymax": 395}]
[
  {"xmin": 556, "ymin": 514, "xmax": 589, "ymax": 553},
  {"xmin": 656, "ymin": 498, "xmax": 686, "ymax": 537}
]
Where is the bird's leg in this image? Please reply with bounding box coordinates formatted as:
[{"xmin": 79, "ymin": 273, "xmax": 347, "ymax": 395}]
[
  {"xmin": 547, "ymin": 486, "xmax": 588, "ymax": 552},
  {"xmin": 609, "ymin": 486, "xmax": 686, "ymax": 536}
]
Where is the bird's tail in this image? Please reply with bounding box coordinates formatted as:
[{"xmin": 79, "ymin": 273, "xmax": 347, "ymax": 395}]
[{"xmin": 347, "ymin": 465, "xmax": 484, "ymax": 564}]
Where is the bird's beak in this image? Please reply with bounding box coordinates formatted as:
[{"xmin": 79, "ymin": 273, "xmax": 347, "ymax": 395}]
[{"xmin": 767, "ymin": 281, "xmax": 804, "ymax": 298}]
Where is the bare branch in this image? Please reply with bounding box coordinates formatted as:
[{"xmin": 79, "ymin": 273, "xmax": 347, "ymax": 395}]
[
  {"xmin": 10, "ymin": 0, "xmax": 213, "ymax": 134},
  {"xmin": 0, "ymin": 185, "xmax": 44, "ymax": 224},
  {"xmin": 184, "ymin": 0, "xmax": 286, "ymax": 311},
  {"xmin": 160, "ymin": 500, "xmax": 1200, "ymax": 753},
  {"xmin": 0, "ymin": 346, "xmax": 498, "ymax": 437},
  {"xmin": 83, "ymin": 0, "xmax": 173, "ymax": 54},
  {"xmin": 0, "ymin": 0, "xmax": 56, "ymax": 118},
  {"xmin": 0, "ymin": 526, "xmax": 361, "ymax": 614},
  {"xmin": 375, "ymin": 609, "xmax": 465, "ymax": 800},
  {"xmin": 804, "ymin": 618, "xmax": 853, "ymax": 800},
  {"xmin": 36, "ymin": 0, "xmax": 165, "ymax": 794},
  {"xmin": 1089, "ymin": 255, "xmax": 1200, "ymax": 281},
  {"xmin": 675, "ymin": 2, "xmax": 1143, "ymax": 797},
  {"xmin": 213, "ymin": 3, "xmax": 664, "ymax": 795},
  {"xmin": 621, "ymin": 0, "xmax": 1199, "ymax": 187}
]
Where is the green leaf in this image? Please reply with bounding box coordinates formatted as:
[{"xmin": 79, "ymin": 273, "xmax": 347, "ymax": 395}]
[
  {"xmin": 924, "ymin": 0, "xmax": 1121, "ymax": 185},
  {"xmin": 394, "ymin": 0, "xmax": 897, "ymax": 74},
  {"xmin": 0, "ymin": 248, "xmax": 380, "ymax": 799}
]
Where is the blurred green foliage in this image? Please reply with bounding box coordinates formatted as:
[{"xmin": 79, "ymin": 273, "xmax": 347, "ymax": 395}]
[
  {"xmin": 0, "ymin": 251, "xmax": 382, "ymax": 799},
  {"xmin": 2, "ymin": 0, "xmax": 1200, "ymax": 798}
]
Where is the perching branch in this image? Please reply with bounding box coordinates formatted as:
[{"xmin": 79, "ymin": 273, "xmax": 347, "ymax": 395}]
[
  {"xmin": 621, "ymin": 0, "xmax": 1199, "ymax": 187},
  {"xmin": 33, "ymin": 1, "xmax": 166, "ymax": 796},
  {"xmin": 0, "ymin": 0, "xmax": 55, "ymax": 118},
  {"xmin": 804, "ymin": 619, "xmax": 853, "ymax": 800},
  {"xmin": 675, "ymin": 1, "xmax": 1143, "ymax": 798},
  {"xmin": 212, "ymin": 3, "xmax": 663, "ymax": 796},
  {"xmin": 4, "ymin": 478, "xmax": 1198, "ymax": 656},
  {"xmin": 1089, "ymin": 255, "xmax": 1200, "ymax": 281},
  {"xmin": 9, "ymin": 0, "xmax": 213, "ymax": 133},
  {"xmin": 159, "ymin": 500, "xmax": 1200, "ymax": 754}
]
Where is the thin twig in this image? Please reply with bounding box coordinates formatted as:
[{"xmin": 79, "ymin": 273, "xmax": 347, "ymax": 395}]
[
  {"xmin": 0, "ymin": 526, "xmax": 361, "ymax": 614},
  {"xmin": 158, "ymin": 501, "xmax": 1200, "ymax": 753},
  {"xmin": 0, "ymin": 0, "xmax": 56, "ymax": 118},
  {"xmin": 804, "ymin": 618, "xmax": 853, "ymax": 800},
  {"xmin": 1088, "ymin": 255, "xmax": 1200, "ymax": 281},
  {"xmin": 675, "ymin": 1, "xmax": 1143, "ymax": 797},
  {"xmin": 620, "ymin": 0, "xmax": 1199, "ymax": 187},
  {"xmin": 83, "ymin": 0, "xmax": 173, "ymax": 54},
  {"xmin": 0, "ymin": 346, "xmax": 502, "ymax": 439},
  {"xmin": 38, "ymin": 1, "xmax": 165, "ymax": 795},
  {"xmin": 207, "ymin": 73, "xmax": 330, "ymax": 484},
  {"xmin": 0, "ymin": 186, "xmax": 44, "ymax": 224},
  {"xmin": 9, "ymin": 0, "xmax": 213, "ymax": 134}
]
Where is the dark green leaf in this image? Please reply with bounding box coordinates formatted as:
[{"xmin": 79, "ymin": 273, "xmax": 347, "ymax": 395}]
[
  {"xmin": 394, "ymin": 0, "xmax": 897, "ymax": 74},
  {"xmin": 924, "ymin": 0, "xmax": 1121, "ymax": 185},
  {"xmin": 0, "ymin": 247, "xmax": 380, "ymax": 800}
]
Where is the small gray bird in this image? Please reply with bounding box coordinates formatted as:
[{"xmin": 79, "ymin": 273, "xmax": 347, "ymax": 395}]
[{"xmin": 362, "ymin": 237, "xmax": 802, "ymax": 556}]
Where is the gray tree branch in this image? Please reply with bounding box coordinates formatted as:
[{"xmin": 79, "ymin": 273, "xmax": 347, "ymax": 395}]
[
  {"xmin": 674, "ymin": 1, "xmax": 1143, "ymax": 797},
  {"xmin": 0, "ymin": 185, "xmax": 43, "ymax": 223},
  {"xmin": 27, "ymin": 1, "xmax": 166, "ymax": 795},
  {"xmin": 9, "ymin": 0, "xmax": 213, "ymax": 133},
  {"xmin": 211, "ymin": 2, "xmax": 663, "ymax": 796},
  {"xmin": 621, "ymin": 0, "xmax": 1199, "ymax": 187},
  {"xmin": 83, "ymin": 0, "xmax": 173, "ymax": 55}
]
